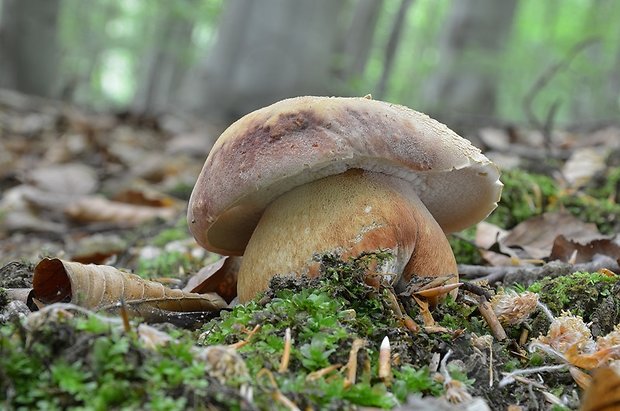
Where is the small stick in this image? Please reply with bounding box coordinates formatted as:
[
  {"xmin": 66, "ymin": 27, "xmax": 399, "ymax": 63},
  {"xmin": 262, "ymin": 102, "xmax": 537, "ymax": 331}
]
[
  {"xmin": 344, "ymin": 339, "xmax": 366, "ymax": 388},
  {"xmin": 257, "ymin": 368, "xmax": 301, "ymax": 411},
  {"xmin": 489, "ymin": 341, "xmax": 494, "ymax": 388},
  {"xmin": 477, "ymin": 297, "xmax": 507, "ymax": 341},
  {"xmin": 378, "ymin": 336, "xmax": 392, "ymax": 384},
  {"xmin": 278, "ymin": 328, "xmax": 292, "ymax": 373},
  {"xmin": 119, "ymin": 298, "xmax": 132, "ymax": 334},
  {"xmin": 229, "ymin": 324, "xmax": 261, "ymax": 349}
]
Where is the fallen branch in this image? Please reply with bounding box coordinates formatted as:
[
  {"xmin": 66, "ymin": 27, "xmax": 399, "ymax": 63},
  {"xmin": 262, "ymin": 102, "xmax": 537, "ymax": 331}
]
[{"xmin": 459, "ymin": 256, "xmax": 619, "ymax": 286}]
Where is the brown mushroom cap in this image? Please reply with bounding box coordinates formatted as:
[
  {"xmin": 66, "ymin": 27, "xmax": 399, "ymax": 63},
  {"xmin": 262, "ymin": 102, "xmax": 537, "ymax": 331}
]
[{"xmin": 188, "ymin": 96, "xmax": 502, "ymax": 255}]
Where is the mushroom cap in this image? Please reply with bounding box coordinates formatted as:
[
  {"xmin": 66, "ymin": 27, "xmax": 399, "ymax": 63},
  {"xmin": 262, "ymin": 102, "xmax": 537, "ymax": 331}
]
[{"xmin": 188, "ymin": 96, "xmax": 502, "ymax": 255}]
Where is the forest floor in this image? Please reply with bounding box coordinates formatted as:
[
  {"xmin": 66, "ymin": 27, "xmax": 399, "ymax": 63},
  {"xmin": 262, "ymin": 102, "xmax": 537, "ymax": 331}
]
[{"xmin": 1, "ymin": 90, "xmax": 620, "ymax": 410}]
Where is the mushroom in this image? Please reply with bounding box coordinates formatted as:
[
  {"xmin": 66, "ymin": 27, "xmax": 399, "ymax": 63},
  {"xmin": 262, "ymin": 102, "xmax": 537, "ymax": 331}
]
[{"xmin": 188, "ymin": 96, "xmax": 502, "ymax": 303}]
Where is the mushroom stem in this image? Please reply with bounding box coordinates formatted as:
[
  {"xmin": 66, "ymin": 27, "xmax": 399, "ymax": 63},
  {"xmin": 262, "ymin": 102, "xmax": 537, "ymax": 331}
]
[{"xmin": 237, "ymin": 169, "xmax": 457, "ymax": 303}]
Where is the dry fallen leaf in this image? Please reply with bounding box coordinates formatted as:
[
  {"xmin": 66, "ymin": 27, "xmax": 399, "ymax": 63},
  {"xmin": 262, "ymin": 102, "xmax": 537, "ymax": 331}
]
[
  {"xmin": 23, "ymin": 162, "xmax": 99, "ymax": 196},
  {"xmin": 65, "ymin": 195, "xmax": 179, "ymax": 225},
  {"xmin": 184, "ymin": 256, "xmax": 241, "ymax": 304},
  {"xmin": 561, "ymin": 147, "xmax": 608, "ymax": 190},
  {"xmin": 501, "ymin": 211, "xmax": 602, "ymax": 260},
  {"xmin": 550, "ymin": 235, "xmax": 620, "ymax": 265},
  {"xmin": 32, "ymin": 258, "xmax": 227, "ymax": 316},
  {"xmin": 580, "ymin": 366, "xmax": 620, "ymax": 411}
]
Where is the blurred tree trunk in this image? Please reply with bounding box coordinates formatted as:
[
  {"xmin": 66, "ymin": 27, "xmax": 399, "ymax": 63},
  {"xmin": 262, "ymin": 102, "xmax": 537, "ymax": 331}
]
[
  {"xmin": 132, "ymin": 4, "xmax": 195, "ymax": 115},
  {"xmin": 0, "ymin": 0, "xmax": 61, "ymax": 97},
  {"xmin": 375, "ymin": 0, "xmax": 414, "ymax": 99},
  {"xmin": 339, "ymin": 0, "xmax": 384, "ymax": 83},
  {"xmin": 179, "ymin": 0, "xmax": 345, "ymax": 121},
  {"xmin": 423, "ymin": 0, "xmax": 517, "ymax": 129}
]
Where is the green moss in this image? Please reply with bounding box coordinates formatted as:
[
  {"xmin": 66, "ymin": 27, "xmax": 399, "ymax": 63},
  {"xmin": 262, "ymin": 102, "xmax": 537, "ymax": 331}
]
[
  {"xmin": 0, "ymin": 314, "xmax": 239, "ymax": 410},
  {"xmin": 200, "ymin": 252, "xmax": 449, "ymax": 409},
  {"xmin": 449, "ymin": 227, "xmax": 484, "ymax": 265},
  {"xmin": 488, "ymin": 169, "xmax": 558, "ymax": 229},
  {"xmin": 485, "ymin": 168, "xmax": 620, "ymax": 234},
  {"xmin": 528, "ymin": 271, "xmax": 619, "ymax": 319},
  {"xmin": 135, "ymin": 250, "xmax": 198, "ymax": 278},
  {"xmin": 152, "ymin": 218, "xmax": 192, "ymax": 247}
]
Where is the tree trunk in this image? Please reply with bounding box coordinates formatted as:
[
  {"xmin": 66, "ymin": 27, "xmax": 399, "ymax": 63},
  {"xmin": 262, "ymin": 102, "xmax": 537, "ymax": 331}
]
[
  {"xmin": 375, "ymin": 0, "xmax": 415, "ymax": 99},
  {"xmin": 423, "ymin": 0, "xmax": 518, "ymax": 129},
  {"xmin": 179, "ymin": 0, "xmax": 345, "ymax": 122},
  {"xmin": 132, "ymin": 4, "xmax": 196, "ymax": 115},
  {"xmin": 340, "ymin": 0, "xmax": 384, "ymax": 82},
  {"xmin": 0, "ymin": 0, "xmax": 61, "ymax": 97}
]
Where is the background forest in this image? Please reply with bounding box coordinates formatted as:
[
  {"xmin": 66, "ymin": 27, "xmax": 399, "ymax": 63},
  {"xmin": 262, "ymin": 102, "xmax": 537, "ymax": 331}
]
[{"xmin": 1, "ymin": 0, "xmax": 619, "ymax": 131}]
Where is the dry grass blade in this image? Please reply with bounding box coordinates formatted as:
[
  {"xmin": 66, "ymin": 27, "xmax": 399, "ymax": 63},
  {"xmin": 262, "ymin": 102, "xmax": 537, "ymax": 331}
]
[
  {"xmin": 344, "ymin": 338, "xmax": 366, "ymax": 388},
  {"xmin": 32, "ymin": 258, "xmax": 227, "ymax": 314},
  {"xmin": 278, "ymin": 327, "xmax": 292, "ymax": 373}
]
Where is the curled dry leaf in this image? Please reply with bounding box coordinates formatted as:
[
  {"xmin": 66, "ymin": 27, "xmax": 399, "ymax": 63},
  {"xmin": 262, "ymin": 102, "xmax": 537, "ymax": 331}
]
[
  {"xmin": 183, "ymin": 256, "xmax": 241, "ymax": 304},
  {"xmin": 65, "ymin": 195, "xmax": 178, "ymax": 225},
  {"xmin": 32, "ymin": 258, "xmax": 227, "ymax": 315}
]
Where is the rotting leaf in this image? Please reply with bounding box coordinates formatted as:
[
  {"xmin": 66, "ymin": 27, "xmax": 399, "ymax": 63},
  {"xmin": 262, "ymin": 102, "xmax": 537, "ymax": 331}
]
[{"xmin": 32, "ymin": 258, "xmax": 227, "ymax": 317}]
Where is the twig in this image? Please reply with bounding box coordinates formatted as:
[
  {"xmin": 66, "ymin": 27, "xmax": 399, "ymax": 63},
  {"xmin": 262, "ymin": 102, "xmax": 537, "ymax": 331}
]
[
  {"xmin": 229, "ymin": 325, "xmax": 261, "ymax": 350},
  {"xmin": 477, "ymin": 296, "xmax": 507, "ymax": 341},
  {"xmin": 459, "ymin": 256, "xmax": 619, "ymax": 285},
  {"xmin": 344, "ymin": 338, "xmax": 366, "ymax": 388},
  {"xmin": 306, "ymin": 364, "xmax": 342, "ymax": 382}
]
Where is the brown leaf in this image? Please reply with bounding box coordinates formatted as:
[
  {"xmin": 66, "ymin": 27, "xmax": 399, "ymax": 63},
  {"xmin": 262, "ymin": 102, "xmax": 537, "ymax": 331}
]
[
  {"xmin": 32, "ymin": 258, "xmax": 227, "ymax": 315},
  {"xmin": 501, "ymin": 211, "xmax": 601, "ymax": 260},
  {"xmin": 112, "ymin": 187, "xmax": 181, "ymax": 208},
  {"xmin": 550, "ymin": 235, "xmax": 620, "ymax": 264},
  {"xmin": 580, "ymin": 366, "xmax": 620, "ymax": 411},
  {"xmin": 65, "ymin": 196, "xmax": 178, "ymax": 225},
  {"xmin": 184, "ymin": 256, "xmax": 241, "ymax": 304}
]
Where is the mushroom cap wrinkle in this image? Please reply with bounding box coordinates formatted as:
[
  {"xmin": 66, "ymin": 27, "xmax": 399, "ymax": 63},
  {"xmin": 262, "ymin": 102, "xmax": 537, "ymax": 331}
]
[{"xmin": 188, "ymin": 96, "xmax": 502, "ymax": 255}]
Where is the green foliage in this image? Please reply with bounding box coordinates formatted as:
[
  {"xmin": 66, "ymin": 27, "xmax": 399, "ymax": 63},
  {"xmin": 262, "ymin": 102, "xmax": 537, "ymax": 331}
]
[
  {"xmin": 449, "ymin": 227, "xmax": 484, "ymax": 265},
  {"xmin": 0, "ymin": 313, "xmax": 239, "ymax": 410},
  {"xmin": 488, "ymin": 169, "xmax": 559, "ymax": 229},
  {"xmin": 135, "ymin": 250, "xmax": 196, "ymax": 278},
  {"xmin": 392, "ymin": 366, "xmax": 442, "ymax": 400}
]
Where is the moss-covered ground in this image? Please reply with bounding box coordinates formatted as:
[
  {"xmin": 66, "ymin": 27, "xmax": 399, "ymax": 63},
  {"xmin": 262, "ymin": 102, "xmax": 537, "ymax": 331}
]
[{"xmin": 1, "ymin": 165, "xmax": 619, "ymax": 410}]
